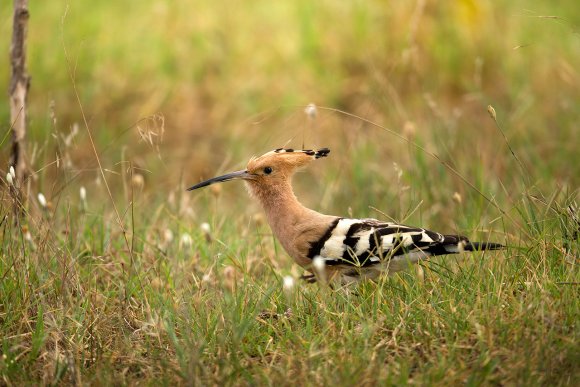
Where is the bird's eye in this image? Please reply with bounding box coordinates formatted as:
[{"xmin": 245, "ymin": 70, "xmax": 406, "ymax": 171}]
[{"xmin": 263, "ymin": 167, "xmax": 273, "ymax": 175}]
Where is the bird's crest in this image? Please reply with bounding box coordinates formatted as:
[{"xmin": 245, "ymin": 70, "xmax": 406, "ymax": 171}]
[
  {"xmin": 247, "ymin": 147, "xmax": 330, "ymax": 173},
  {"xmin": 273, "ymin": 148, "xmax": 330, "ymax": 159}
]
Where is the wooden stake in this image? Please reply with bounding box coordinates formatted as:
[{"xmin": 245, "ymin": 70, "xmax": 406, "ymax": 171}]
[{"xmin": 9, "ymin": 0, "xmax": 30, "ymax": 201}]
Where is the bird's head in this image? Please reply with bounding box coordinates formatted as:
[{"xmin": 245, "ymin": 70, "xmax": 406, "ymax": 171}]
[{"xmin": 187, "ymin": 148, "xmax": 330, "ymax": 192}]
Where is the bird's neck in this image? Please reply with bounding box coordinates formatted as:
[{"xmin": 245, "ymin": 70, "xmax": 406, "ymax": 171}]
[
  {"xmin": 248, "ymin": 179, "xmax": 328, "ymax": 239},
  {"xmin": 246, "ymin": 178, "xmax": 338, "ymax": 267}
]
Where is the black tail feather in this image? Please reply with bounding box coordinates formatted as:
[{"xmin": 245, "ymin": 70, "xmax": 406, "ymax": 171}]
[
  {"xmin": 437, "ymin": 235, "xmax": 504, "ymax": 255},
  {"xmin": 464, "ymin": 241, "xmax": 505, "ymax": 251}
]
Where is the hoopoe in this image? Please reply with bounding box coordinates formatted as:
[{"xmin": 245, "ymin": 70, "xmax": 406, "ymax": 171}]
[{"xmin": 188, "ymin": 148, "xmax": 503, "ymax": 283}]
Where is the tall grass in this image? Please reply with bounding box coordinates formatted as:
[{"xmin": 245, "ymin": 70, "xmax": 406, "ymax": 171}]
[{"xmin": 1, "ymin": 0, "xmax": 579, "ymax": 384}]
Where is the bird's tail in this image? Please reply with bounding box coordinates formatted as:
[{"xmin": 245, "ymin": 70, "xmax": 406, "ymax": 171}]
[
  {"xmin": 441, "ymin": 235, "xmax": 504, "ymax": 254},
  {"xmin": 464, "ymin": 241, "xmax": 505, "ymax": 251}
]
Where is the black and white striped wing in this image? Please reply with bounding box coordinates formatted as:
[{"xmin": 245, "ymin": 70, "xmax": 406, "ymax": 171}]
[{"xmin": 307, "ymin": 218, "xmax": 465, "ymax": 267}]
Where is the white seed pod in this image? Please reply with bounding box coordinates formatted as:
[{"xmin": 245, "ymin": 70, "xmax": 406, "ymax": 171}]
[
  {"xmin": 37, "ymin": 193, "xmax": 47, "ymax": 208},
  {"xmin": 313, "ymin": 256, "xmax": 325, "ymax": 273},
  {"xmin": 200, "ymin": 222, "xmax": 211, "ymax": 233},
  {"xmin": 200, "ymin": 222, "xmax": 211, "ymax": 242},
  {"xmin": 180, "ymin": 233, "xmax": 193, "ymax": 249},
  {"xmin": 6, "ymin": 172, "xmax": 13, "ymax": 186},
  {"xmin": 304, "ymin": 103, "xmax": 317, "ymax": 119},
  {"xmin": 282, "ymin": 275, "xmax": 295, "ymax": 291},
  {"xmin": 313, "ymin": 256, "xmax": 327, "ymax": 282},
  {"xmin": 80, "ymin": 186, "xmax": 87, "ymax": 202},
  {"xmin": 9, "ymin": 166, "xmax": 16, "ymax": 179}
]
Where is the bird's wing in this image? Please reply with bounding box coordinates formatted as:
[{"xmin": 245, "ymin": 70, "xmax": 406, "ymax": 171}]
[{"xmin": 307, "ymin": 218, "xmax": 466, "ymax": 267}]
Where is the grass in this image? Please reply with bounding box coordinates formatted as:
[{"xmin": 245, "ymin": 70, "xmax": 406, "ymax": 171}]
[{"xmin": 1, "ymin": 0, "xmax": 579, "ymax": 385}]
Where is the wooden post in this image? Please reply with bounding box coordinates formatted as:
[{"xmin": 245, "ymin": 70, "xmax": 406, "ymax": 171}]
[{"xmin": 9, "ymin": 0, "xmax": 30, "ymax": 196}]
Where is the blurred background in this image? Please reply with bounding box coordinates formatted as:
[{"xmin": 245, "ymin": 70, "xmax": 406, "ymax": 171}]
[
  {"xmin": 2, "ymin": 2, "xmax": 579, "ymax": 383},
  {"xmin": 0, "ymin": 0, "xmax": 578, "ymax": 230}
]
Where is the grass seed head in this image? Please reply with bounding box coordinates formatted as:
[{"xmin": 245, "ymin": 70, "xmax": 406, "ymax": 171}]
[
  {"xmin": 313, "ymin": 256, "xmax": 326, "ymax": 273},
  {"xmin": 37, "ymin": 193, "xmax": 47, "ymax": 208},
  {"xmin": 487, "ymin": 104, "xmax": 497, "ymax": 120},
  {"xmin": 80, "ymin": 186, "xmax": 87, "ymax": 202},
  {"xmin": 132, "ymin": 173, "xmax": 145, "ymax": 190},
  {"xmin": 9, "ymin": 166, "xmax": 16, "ymax": 179},
  {"xmin": 313, "ymin": 256, "xmax": 327, "ymax": 282},
  {"xmin": 283, "ymin": 275, "xmax": 295, "ymax": 291},
  {"xmin": 200, "ymin": 222, "xmax": 211, "ymax": 234},
  {"xmin": 304, "ymin": 103, "xmax": 317, "ymax": 119},
  {"xmin": 180, "ymin": 233, "xmax": 193, "ymax": 249},
  {"xmin": 6, "ymin": 172, "xmax": 13, "ymax": 186},
  {"xmin": 393, "ymin": 162, "xmax": 403, "ymax": 180},
  {"xmin": 202, "ymin": 273, "xmax": 212, "ymax": 284},
  {"xmin": 163, "ymin": 229, "xmax": 174, "ymax": 244},
  {"xmin": 416, "ymin": 265, "xmax": 425, "ymax": 282},
  {"xmin": 23, "ymin": 229, "xmax": 35, "ymax": 250},
  {"xmin": 200, "ymin": 222, "xmax": 212, "ymax": 242},
  {"xmin": 403, "ymin": 121, "xmax": 416, "ymax": 138}
]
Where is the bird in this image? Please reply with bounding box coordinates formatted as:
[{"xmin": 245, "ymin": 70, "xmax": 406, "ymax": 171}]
[{"xmin": 188, "ymin": 148, "xmax": 503, "ymax": 283}]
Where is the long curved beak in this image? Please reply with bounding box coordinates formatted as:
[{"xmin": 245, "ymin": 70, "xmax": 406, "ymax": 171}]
[{"xmin": 187, "ymin": 170, "xmax": 251, "ymax": 191}]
